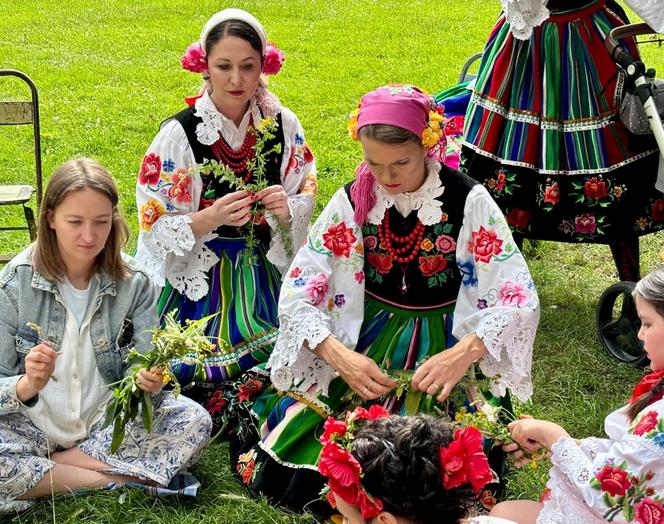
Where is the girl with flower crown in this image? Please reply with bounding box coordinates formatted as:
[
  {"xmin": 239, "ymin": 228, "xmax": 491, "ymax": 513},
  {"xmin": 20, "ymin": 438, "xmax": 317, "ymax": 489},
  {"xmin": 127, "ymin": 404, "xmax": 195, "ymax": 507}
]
[
  {"xmin": 490, "ymin": 264, "xmax": 664, "ymax": 524},
  {"xmin": 319, "ymin": 408, "xmax": 517, "ymax": 524},
  {"xmin": 134, "ymin": 8, "xmax": 317, "ymax": 426},
  {"xmin": 229, "ymin": 84, "xmax": 539, "ymax": 516}
]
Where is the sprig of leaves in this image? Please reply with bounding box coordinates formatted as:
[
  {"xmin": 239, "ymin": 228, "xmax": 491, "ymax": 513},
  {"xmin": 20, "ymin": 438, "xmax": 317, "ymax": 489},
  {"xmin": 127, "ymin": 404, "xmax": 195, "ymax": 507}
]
[{"xmin": 101, "ymin": 310, "xmax": 219, "ymax": 453}]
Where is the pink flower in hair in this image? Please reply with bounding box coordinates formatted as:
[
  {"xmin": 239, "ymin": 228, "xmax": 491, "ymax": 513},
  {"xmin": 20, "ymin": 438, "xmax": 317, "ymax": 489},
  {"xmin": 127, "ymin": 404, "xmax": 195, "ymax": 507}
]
[
  {"xmin": 262, "ymin": 42, "xmax": 285, "ymax": 75},
  {"xmin": 181, "ymin": 42, "xmax": 208, "ymax": 73}
]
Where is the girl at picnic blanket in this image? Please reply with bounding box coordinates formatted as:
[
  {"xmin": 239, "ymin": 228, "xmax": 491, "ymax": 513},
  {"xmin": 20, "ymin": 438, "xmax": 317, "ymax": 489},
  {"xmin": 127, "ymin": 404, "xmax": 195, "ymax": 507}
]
[
  {"xmin": 0, "ymin": 158, "xmax": 211, "ymax": 513},
  {"xmin": 229, "ymin": 84, "xmax": 539, "ymax": 516},
  {"xmin": 459, "ymin": 0, "xmax": 664, "ymax": 282},
  {"xmin": 319, "ymin": 408, "xmax": 519, "ymax": 524},
  {"xmin": 134, "ymin": 8, "xmax": 317, "ymax": 429},
  {"xmin": 491, "ymin": 263, "xmax": 664, "ymax": 523}
]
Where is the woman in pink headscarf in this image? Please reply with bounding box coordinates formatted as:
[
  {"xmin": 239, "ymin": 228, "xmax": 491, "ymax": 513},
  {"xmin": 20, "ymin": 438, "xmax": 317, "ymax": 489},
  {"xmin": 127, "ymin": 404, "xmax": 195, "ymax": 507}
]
[{"xmin": 230, "ymin": 85, "xmax": 540, "ymax": 517}]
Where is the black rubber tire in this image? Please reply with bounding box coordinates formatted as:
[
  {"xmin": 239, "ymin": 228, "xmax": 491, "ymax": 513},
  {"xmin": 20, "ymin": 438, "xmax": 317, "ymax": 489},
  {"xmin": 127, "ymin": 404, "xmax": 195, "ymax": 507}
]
[{"xmin": 596, "ymin": 281, "xmax": 647, "ymax": 367}]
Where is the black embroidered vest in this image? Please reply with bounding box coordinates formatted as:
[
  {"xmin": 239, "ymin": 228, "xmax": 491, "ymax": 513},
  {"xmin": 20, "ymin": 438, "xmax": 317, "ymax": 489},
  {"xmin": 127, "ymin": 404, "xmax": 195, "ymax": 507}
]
[
  {"xmin": 345, "ymin": 165, "xmax": 477, "ymax": 310},
  {"xmin": 169, "ymin": 106, "xmax": 285, "ymax": 242}
]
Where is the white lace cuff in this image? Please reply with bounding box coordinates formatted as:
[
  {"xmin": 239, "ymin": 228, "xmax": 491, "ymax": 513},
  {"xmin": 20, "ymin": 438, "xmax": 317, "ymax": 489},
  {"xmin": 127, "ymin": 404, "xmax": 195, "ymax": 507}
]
[
  {"xmin": 265, "ymin": 193, "xmax": 314, "ymax": 274},
  {"xmin": 502, "ymin": 0, "xmax": 550, "ymax": 40},
  {"xmin": 164, "ymin": 231, "xmax": 219, "ymax": 302},
  {"xmin": 267, "ymin": 305, "xmax": 337, "ymax": 395},
  {"xmin": 475, "ymin": 310, "xmax": 536, "ymax": 402}
]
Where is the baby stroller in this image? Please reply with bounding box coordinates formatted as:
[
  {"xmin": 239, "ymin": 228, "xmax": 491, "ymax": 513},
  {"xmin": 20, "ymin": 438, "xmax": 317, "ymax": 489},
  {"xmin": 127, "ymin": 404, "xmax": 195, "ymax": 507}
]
[{"xmin": 596, "ymin": 22, "xmax": 664, "ymax": 367}]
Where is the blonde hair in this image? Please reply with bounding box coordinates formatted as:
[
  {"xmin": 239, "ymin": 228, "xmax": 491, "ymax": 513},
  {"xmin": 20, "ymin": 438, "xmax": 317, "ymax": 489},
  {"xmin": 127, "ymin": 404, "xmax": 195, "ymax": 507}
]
[{"xmin": 32, "ymin": 158, "xmax": 129, "ymax": 282}]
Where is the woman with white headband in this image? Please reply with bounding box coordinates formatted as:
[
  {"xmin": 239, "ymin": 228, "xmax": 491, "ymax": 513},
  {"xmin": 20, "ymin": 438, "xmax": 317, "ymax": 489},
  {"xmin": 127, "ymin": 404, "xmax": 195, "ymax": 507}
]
[{"xmin": 134, "ymin": 8, "xmax": 317, "ymax": 430}]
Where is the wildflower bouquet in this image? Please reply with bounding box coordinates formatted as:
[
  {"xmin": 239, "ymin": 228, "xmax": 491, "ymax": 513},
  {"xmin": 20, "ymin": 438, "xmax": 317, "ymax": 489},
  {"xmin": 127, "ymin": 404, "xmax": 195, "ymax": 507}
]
[
  {"xmin": 101, "ymin": 311, "xmax": 217, "ymax": 453},
  {"xmin": 195, "ymin": 115, "xmax": 291, "ymax": 263}
]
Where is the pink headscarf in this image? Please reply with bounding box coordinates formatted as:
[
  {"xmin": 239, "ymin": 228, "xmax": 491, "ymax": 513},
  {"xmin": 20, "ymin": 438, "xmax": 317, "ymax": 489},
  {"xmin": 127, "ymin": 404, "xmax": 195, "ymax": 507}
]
[{"xmin": 350, "ymin": 85, "xmax": 440, "ymax": 226}]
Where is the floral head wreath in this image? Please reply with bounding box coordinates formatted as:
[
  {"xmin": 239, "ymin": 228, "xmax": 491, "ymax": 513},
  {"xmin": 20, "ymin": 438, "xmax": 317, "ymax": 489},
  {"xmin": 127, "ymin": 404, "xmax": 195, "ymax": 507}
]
[
  {"xmin": 319, "ymin": 407, "xmax": 493, "ymax": 520},
  {"xmin": 180, "ymin": 40, "xmax": 285, "ymax": 76}
]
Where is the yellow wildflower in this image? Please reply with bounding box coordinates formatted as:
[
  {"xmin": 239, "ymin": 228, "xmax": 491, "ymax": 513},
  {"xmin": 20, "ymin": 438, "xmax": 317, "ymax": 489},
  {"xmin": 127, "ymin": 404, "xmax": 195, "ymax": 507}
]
[{"xmin": 162, "ymin": 373, "xmax": 172, "ymax": 385}]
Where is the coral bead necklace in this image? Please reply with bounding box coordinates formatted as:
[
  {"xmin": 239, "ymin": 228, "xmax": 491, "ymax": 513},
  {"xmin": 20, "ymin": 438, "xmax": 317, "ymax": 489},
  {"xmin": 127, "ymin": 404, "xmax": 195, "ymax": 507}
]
[
  {"xmin": 377, "ymin": 209, "xmax": 425, "ymax": 293},
  {"xmin": 210, "ymin": 116, "xmax": 257, "ymax": 184}
]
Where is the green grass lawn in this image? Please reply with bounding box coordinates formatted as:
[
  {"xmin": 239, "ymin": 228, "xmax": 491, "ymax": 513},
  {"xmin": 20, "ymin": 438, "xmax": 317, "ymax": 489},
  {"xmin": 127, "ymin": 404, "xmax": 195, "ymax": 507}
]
[{"xmin": 0, "ymin": 1, "xmax": 663, "ymax": 522}]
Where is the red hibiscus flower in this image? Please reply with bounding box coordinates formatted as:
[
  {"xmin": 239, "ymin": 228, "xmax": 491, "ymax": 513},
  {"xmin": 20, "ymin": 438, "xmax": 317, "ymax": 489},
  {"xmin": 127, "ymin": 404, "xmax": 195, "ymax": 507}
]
[
  {"xmin": 584, "ymin": 177, "xmax": 609, "ymax": 200},
  {"xmin": 595, "ymin": 466, "xmax": 631, "ymax": 497},
  {"xmin": 633, "ymin": 410, "xmax": 659, "ymax": 436},
  {"xmin": 167, "ymin": 169, "xmax": 192, "ymax": 205},
  {"xmin": 238, "ymin": 378, "xmax": 263, "ymax": 402},
  {"xmin": 367, "ymin": 253, "xmax": 393, "ymax": 275},
  {"xmin": 327, "ymin": 477, "xmax": 360, "ymax": 509},
  {"xmin": 318, "ymin": 443, "xmax": 362, "ymax": 488},
  {"xmin": 507, "ymin": 208, "xmax": 530, "ymax": 230},
  {"xmin": 543, "ymin": 182, "xmax": 560, "ymax": 205},
  {"xmin": 418, "ymin": 255, "xmax": 448, "ymax": 277},
  {"xmin": 439, "ymin": 427, "xmax": 492, "ymax": 492},
  {"xmin": 634, "ymin": 497, "xmax": 664, "ymax": 524},
  {"xmin": 468, "ymin": 226, "xmax": 503, "ymax": 264},
  {"xmin": 138, "ymin": 152, "xmax": 162, "ymax": 186},
  {"xmin": 348, "ymin": 405, "xmax": 390, "ymax": 423},
  {"xmin": 323, "ymin": 222, "xmax": 357, "ymax": 258},
  {"xmin": 321, "ymin": 417, "xmax": 348, "ymax": 446},
  {"xmin": 356, "ymin": 486, "xmax": 384, "ymax": 519},
  {"xmin": 651, "ymin": 198, "xmax": 664, "ymax": 221},
  {"xmin": 574, "ymin": 213, "xmax": 597, "ymax": 234}
]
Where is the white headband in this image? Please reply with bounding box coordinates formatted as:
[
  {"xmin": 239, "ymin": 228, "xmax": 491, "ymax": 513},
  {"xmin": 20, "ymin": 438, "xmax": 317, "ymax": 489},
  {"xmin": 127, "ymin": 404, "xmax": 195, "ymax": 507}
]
[{"xmin": 199, "ymin": 8, "xmax": 267, "ymax": 54}]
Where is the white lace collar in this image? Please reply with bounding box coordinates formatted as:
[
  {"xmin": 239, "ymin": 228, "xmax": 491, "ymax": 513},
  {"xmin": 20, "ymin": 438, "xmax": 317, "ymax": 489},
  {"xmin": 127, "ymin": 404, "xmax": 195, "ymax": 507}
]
[
  {"xmin": 367, "ymin": 158, "xmax": 445, "ymax": 226},
  {"xmin": 193, "ymin": 90, "xmax": 262, "ymax": 146}
]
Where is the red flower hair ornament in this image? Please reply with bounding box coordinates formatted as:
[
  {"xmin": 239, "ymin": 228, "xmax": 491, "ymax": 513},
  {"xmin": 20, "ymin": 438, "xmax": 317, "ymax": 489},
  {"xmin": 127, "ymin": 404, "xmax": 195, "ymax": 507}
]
[
  {"xmin": 180, "ymin": 41, "xmax": 285, "ymax": 76},
  {"xmin": 439, "ymin": 426, "xmax": 493, "ymax": 492}
]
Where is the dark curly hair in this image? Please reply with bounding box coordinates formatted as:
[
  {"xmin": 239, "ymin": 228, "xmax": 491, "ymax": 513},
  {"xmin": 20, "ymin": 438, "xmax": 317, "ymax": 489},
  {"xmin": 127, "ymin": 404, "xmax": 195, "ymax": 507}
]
[{"xmin": 350, "ymin": 415, "xmax": 477, "ymax": 524}]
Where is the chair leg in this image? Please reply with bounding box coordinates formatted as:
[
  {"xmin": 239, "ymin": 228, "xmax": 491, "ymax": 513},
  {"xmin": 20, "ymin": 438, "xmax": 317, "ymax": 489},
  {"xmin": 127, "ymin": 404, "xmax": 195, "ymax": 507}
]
[{"xmin": 23, "ymin": 205, "xmax": 36, "ymax": 241}]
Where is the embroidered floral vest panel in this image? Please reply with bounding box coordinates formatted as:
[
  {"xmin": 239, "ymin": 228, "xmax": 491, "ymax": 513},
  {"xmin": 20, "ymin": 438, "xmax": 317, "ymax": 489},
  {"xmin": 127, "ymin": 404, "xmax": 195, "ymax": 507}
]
[
  {"xmin": 170, "ymin": 107, "xmax": 285, "ymax": 241},
  {"xmin": 346, "ymin": 166, "xmax": 477, "ymax": 310}
]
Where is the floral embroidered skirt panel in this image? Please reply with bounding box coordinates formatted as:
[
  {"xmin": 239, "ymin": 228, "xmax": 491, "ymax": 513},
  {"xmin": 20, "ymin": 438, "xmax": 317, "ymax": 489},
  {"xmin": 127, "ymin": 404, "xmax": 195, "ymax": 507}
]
[{"xmin": 460, "ymin": 0, "xmax": 663, "ymax": 243}]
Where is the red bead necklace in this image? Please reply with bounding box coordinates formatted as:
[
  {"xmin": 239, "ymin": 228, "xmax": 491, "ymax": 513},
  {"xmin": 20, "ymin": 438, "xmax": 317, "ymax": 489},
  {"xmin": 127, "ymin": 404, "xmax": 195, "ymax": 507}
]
[
  {"xmin": 210, "ymin": 116, "xmax": 256, "ymax": 184},
  {"xmin": 377, "ymin": 209, "xmax": 425, "ymax": 264}
]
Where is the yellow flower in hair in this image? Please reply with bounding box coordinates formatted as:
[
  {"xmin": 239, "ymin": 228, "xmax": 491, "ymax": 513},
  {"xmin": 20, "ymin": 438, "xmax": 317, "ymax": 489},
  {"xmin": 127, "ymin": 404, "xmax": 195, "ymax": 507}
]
[
  {"xmin": 347, "ymin": 107, "xmax": 360, "ymax": 140},
  {"xmin": 421, "ymin": 127, "xmax": 442, "ymax": 149}
]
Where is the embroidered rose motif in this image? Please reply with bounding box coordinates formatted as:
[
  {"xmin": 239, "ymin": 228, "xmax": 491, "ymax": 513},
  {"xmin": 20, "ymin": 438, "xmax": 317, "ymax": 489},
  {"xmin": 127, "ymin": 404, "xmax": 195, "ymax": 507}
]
[
  {"xmin": 354, "ymin": 271, "xmax": 365, "ymax": 284},
  {"xmin": 633, "ymin": 410, "xmax": 659, "ymax": 436},
  {"xmin": 363, "ymin": 235, "xmax": 378, "ymax": 250},
  {"xmin": 238, "ymin": 378, "xmax": 263, "ymax": 402},
  {"xmin": 498, "ymin": 281, "xmax": 528, "ymax": 307},
  {"xmin": 595, "ymin": 466, "xmax": 631, "ymax": 497},
  {"xmin": 584, "ymin": 177, "xmax": 609, "ymax": 200},
  {"xmin": 199, "ymin": 197, "xmax": 214, "ymax": 210},
  {"xmin": 304, "ymin": 273, "xmax": 330, "ymax": 306},
  {"xmin": 468, "ymin": 226, "xmax": 503, "ymax": 264},
  {"xmin": 205, "ymin": 390, "xmax": 227, "ymax": 415},
  {"xmin": 634, "ymin": 496, "xmax": 664, "ymax": 524},
  {"xmin": 236, "ymin": 450, "xmax": 257, "ymax": 485},
  {"xmin": 323, "ymin": 222, "xmax": 357, "ymax": 258},
  {"xmin": 574, "ymin": 213, "xmax": 597, "ymax": 234},
  {"xmin": 435, "ymin": 234, "xmax": 456, "ymax": 253},
  {"xmin": 543, "ymin": 182, "xmax": 560, "ymax": 205},
  {"xmin": 138, "ymin": 152, "xmax": 162, "ymax": 186},
  {"xmin": 367, "ymin": 253, "xmax": 393, "ymax": 275},
  {"xmin": 418, "ymin": 255, "xmax": 447, "ymax": 277},
  {"xmin": 139, "ymin": 199, "xmax": 165, "ymax": 231},
  {"xmin": 496, "ymin": 171, "xmax": 507, "ymax": 191},
  {"xmin": 651, "ymin": 198, "xmax": 664, "ymax": 221},
  {"xmin": 420, "ymin": 238, "xmax": 434, "ymax": 252},
  {"xmin": 507, "ymin": 208, "xmax": 530, "ymax": 230},
  {"xmin": 289, "ymin": 267, "xmax": 302, "ymax": 278},
  {"xmin": 167, "ymin": 169, "xmax": 192, "ymax": 205}
]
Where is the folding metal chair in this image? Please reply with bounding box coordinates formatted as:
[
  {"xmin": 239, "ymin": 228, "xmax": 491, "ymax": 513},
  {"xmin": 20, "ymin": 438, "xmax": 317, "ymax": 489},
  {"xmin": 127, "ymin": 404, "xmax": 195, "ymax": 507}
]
[{"xmin": 0, "ymin": 69, "xmax": 42, "ymax": 262}]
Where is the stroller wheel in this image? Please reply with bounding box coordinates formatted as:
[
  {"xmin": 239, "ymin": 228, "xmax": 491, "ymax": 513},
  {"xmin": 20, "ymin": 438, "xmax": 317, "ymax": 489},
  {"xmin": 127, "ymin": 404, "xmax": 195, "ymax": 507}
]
[{"xmin": 596, "ymin": 281, "xmax": 647, "ymax": 367}]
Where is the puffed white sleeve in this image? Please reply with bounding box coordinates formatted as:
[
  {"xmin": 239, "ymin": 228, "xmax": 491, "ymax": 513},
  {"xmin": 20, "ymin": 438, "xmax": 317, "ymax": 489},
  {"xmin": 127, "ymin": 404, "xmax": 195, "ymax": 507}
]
[
  {"xmin": 264, "ymin": 107, "xmax": 317, "ymax": 274},
  {"xmin": 267, "ymin": 188, "xmax": 364, "ymax": 396},
  {"xmin": 624, "ymin": 0, "xmax": 664, "ymax": 33},
  {"xmin": 453, "ymin": 185, "xmax": 540, "ymax": 402},
  {"xmin": 134, "ymin": 119, "xmax": 219, "ymax": 301},
  {"xmin": 501, "ymin": 0, "xmax": 550, "ymax": 40},
  {"xmin": 539, "ymin": 401, "xmax": 664, "ymax": 523}
]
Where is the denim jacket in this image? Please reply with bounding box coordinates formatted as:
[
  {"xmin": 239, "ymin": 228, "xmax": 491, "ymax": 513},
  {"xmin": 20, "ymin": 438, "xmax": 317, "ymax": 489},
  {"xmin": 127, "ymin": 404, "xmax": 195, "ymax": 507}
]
[{"xmin": 0, "ymin": 247, "xmax": 158, "ymax": 415}]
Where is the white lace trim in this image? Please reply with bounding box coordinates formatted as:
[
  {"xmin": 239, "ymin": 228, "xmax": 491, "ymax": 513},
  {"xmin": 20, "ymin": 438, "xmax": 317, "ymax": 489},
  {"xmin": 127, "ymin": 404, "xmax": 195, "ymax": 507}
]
[
  {"xmin": 367, "ymin": 158, "xmax": 444, "ymax": 226},
  {"xmin": 164, "ymin": 231, "xmax": 219, "ymax": 302},
  {"xmin": 136, "ymin": 215, "xmax": 196, "ymax": 287},
  {"xmin": 501, "ymin": 0, "xmax": 550, "ymax": 40},
  {"xmin": 267, "ymin": 305, "xmax": 337, "ymax": 396},
  {"xmin": 538, "ymin": 438, "xmax": 605, "ymax": 524},
  {"xmin": 265, "ymin": 193, "xmax": 314, "ymax": 274},
  {"xmin": 476, "ymin": 310, "xmax": 537, "ymax": 402}
]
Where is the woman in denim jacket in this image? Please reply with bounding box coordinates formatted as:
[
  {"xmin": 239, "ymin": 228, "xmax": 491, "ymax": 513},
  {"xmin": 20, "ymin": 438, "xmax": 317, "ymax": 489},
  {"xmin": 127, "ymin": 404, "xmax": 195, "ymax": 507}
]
[{"xmin": 0, "ymin": 158, "xmax": 212, "ymax": 513}]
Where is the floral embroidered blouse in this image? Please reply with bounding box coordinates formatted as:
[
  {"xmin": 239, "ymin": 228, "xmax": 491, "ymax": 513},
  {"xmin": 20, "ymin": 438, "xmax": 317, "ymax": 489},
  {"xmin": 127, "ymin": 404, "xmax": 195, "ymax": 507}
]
[
  {"xmin": 135, "ymin": 90, "xmax": 317, "ymax": 301},
  {"xmin": 538, "ymin": 398, "xmax": 664, "ymax": 523},
  {"xmin": 267, "ymin": 159, "xmax": 539, "ymax": 402}
]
